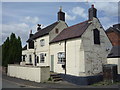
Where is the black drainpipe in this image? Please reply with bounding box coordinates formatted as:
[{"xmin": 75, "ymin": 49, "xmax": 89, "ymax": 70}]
[{"xmin": 65, "ymin": 40, "xmax": 66, "ymax": 75}]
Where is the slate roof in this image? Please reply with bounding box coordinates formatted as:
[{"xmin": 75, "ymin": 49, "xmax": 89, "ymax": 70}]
[
  {"xmin": 27, "ymin": 21, "xmax": 59, "ymax": 42},
  {"xmin": 106, "ymin": 27, "xmax": 120, "ymax": 34},
  {"xmin": 107, "ymin": 46, "xmax": 120, "ymax": 58},
  {"xmin": 50, "ymin": 20, "xmax": 91, "ymax": 43},
  {"xmin": 22, "ymin": 44, "xmax": 27, "ymax": 51}
]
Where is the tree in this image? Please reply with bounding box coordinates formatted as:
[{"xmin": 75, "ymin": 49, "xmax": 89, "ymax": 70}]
[{"xmin": 2, "ymin": 33, "xmax": 22, "ymax": 67}]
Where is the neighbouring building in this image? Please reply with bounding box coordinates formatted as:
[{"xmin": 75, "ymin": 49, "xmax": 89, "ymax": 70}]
[
  {"xmin": 106, "ymin": 24, "xmax": 120, "ymax": 74},
  {"xmin": 21, "ymin": 5, "xmax": 112, "ymax": 78},
  {"xmin": 106, "ymin": 24, "xmax": 120, "ymax": 46}
]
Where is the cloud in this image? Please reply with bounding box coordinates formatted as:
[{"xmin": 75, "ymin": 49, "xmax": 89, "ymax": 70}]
[
  {"xmin": 22, "ymin": 16, "xmax": 40, "ymax": 24},
  {"xmin": 65, "ymin": 13, "xmax": 76, "ymax": 21},
  {"xmin": 72, "ymin": 6, "xmax": 87, "ymax": 19},
  {"xmin": 65, "ymin": 6, "xmax": 87, "ymax": 21},
  {"xmin": 99, "ymin": 16, "xmax": 117, "ymax": 29},
  {"xmin": 2, "ymin": 23, "xmax": 30, "ymax": 46},
  {"xmin": 91, "ymin": 2, "xmax": 118, "ymax": 17}
]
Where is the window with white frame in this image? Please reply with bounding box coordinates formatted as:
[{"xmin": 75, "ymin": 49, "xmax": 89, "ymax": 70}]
[
  {"xmin": 57, "ymin": 52, "xmax": 65, "ymax": 64},
  {"xmin": 40, "ymin": 39, "xmax": 45, "ymax": 46},
  {"xmin": 40, "ymin": 53, "xmax": 45, "ymax": 63}
]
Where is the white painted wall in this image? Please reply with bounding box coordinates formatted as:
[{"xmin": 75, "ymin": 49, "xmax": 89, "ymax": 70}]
[
  {"xmin": 107, "ymin": 58, "xmax": 120, "ymax": 74},
  {"xmin": 50, "ymin": 41, "xmax": 65, "ymax": 73},
  {"xmin": 7, "ymin": 64, "xmax": 50, "ymax": 83},
  {"xmin": 34, "ymin": 35, "xmax": 50, "ymax": 66},
  {"xmin": 22, "ymin": 49, "xmax": 34, "ymax": 65},
  {"xmin": 66, "ymin": 38, "xmax": 84, "ymax": 76},
  {"xmin": 50, "ymin": 38, "xmax": 85, "ymax": 76}
]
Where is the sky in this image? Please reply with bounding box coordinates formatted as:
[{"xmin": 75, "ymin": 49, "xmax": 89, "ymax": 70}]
[{"xmin": 1, "ymin": 2, "xmax": 119, "ymax": 46}]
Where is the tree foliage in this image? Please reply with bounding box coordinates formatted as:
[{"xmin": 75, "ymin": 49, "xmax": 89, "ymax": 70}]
[{"xmin": 2, "ymin": 33, "xmax": 22, "ymax": 67}]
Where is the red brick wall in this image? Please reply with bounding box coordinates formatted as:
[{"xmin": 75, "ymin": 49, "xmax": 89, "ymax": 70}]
[{"xmin": 106, "ymin": 32, "xmax": 120, "ymax": 46}]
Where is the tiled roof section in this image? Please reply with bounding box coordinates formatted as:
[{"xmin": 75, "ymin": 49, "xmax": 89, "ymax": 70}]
[
  {"xmin": 106, "ymin": 27, "xmax": 120, "ymax": 34},
  {"xmin": 107, "ymin": 46, "xmax": 120, "ymax": 58},
  {"xmin": 27, "ymin": 21, "xmax": 59, "ymax": 42},
  {"xmin": 22, "ymin": 44, "xmax": 27, "ymax": 51},
  {"xmin": 50, "ymin": 20, "xmax": 91, "ymax": 43}
]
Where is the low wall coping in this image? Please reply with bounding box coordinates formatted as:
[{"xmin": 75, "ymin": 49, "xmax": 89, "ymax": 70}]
[{"xmin": 8, "ymin": 64, "xmax": 49, "ymax": 68}]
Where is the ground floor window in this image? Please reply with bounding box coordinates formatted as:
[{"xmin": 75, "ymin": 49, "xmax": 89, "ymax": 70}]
[
  {"xmin": 29, "ymin": 55, "xmax": 32, "ymax": 63},
  {"xmin": 40, "ymin": 53, "xmax": 45, "ymax": 63},
  {"xmin": 37, "ymin": 56, "xmax": 39, "ymax": 63},
  {"xmin": 22, "ymin": 55, "xmax": 26, "ymax": 61},
  {"xmin": 57, "ymin": 52, "xmax": 65, "ymax": 64}
]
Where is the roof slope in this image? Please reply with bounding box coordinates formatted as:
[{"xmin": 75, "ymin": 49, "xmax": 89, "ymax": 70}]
[
  {"xmin": 106, "ymin": 27, "xmax": 120, "ymax": 34},
  {"xmin": 107, "ymin": 46, "xmax": 120, "ymax": 58},
  {"xmin": 50, "ymin": 20, "xmax": 91, "ymax": 43},
  {"xmin": 27, "ymin": 21, "xmax": 59, "ymax": 42}
]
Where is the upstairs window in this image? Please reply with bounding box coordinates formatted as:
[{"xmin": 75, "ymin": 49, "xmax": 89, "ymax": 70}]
[
  {"xmin": 40, "ymin": 53, "xmax": 45, "ymax": 63},
  {"xmin": 93, "ymin": 29, "xmax": 100, "ymax": 45},
  {"xmin": 57, "ymin": 52, "xmax": 65, "ymax": 64},
  {"xmin": 28, "ymin": 41, "xmax": 34, "ymax": 49},
  {"xmin": 40, "ymin": 39, "xmax": 45, "ymax": 47}
]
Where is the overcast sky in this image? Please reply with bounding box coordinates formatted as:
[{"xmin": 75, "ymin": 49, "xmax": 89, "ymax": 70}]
[{"xmin": 1, "ymin": 2, "xmax": 119, "ymax": 46}]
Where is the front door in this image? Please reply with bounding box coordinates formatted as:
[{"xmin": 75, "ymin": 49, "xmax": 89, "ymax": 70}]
[{"xmin": 51, "ymin": 55, "xmax": 54, "ymax": 72}]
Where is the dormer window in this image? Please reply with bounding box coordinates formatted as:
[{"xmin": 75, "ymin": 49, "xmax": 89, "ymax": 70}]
[
  {"xmin": 40, "ymin": 39, "xmax": 45, "ymax": 46},
  {"xmin": 93, "ymin": 29, "xmax": 100, "ymax": 45},
  {"xmin": 28, "ymin": 41, "xmax": 34, "ymax": 49}
]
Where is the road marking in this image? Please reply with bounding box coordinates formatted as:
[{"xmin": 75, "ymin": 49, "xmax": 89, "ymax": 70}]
[{"xmin": 2, "ymin": 78, "xmax": 42, "ymax": 88}]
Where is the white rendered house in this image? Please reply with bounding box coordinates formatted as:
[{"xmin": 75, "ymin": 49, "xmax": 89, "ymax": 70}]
[{"xmin": 22, "ymin": 5, "xmax": 112, "ymax": 77}]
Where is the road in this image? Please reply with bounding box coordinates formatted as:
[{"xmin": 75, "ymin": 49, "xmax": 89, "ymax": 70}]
[
  {"xmin": 2, "ymin": 72, "xmax": 120, "ymax": 89},
  {"xmin": 2, "ymin": 78, "xmax": 36, "ymax": 88}
]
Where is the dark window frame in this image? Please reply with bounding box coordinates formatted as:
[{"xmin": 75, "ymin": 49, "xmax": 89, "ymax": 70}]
[
  {"xmin": 40, "ymin": 53, "xmax": 45, "ymax": 63},
  {"xmin": 55, "ymin": 28, "xmax": 59, "ymax": 34},
  {"xmin": 93, "ymin": 29, "xmax": 100, "ymax": 45},
  {"xmin": 40, "ymin": 39, "xmax": 45, "ymax": 47},
  {"xmin": 37, "ymin": 56, "xmax": 39, "ymax": 63},
  {"xmin": 23, "ymin": 55, "xmax": 25, "ymax": 61},
  {"xmin": 29, "ymin": 55, "xmax": 32, "ymax": 63},
  {"xmin": 28, "ymin": 41, "xmax": 34, "ymax": 49}
]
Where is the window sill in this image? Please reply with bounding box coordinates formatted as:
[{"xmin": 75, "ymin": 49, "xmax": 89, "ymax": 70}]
[
  {"xmin": 57, "ymin": 62, "xmax": 65, "ymax": 64},
  {"xmin": 40, "ymin": 62, "xmax": 44, "ymax": 63}
]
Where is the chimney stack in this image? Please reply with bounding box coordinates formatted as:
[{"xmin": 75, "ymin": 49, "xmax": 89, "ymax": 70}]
[
  {"xmin": 58, "ymin": 6, "xmax": 65, "ymax": 21},
  {"xmin": 88, "ymin": 4, "xmax": 97, "ymax": 20},
  {"xmin": 29, "ymin": 30, "xmax": 33, "ymax": 38}
]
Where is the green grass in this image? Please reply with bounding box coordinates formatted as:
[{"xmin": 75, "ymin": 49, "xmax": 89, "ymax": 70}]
[{"xmin": 48, "ymin": 77, "xmax": 52, "ymax": 81}]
